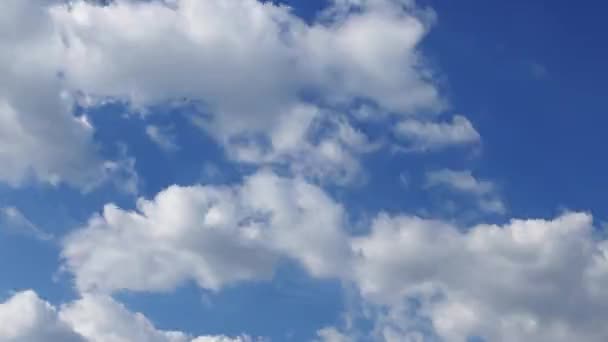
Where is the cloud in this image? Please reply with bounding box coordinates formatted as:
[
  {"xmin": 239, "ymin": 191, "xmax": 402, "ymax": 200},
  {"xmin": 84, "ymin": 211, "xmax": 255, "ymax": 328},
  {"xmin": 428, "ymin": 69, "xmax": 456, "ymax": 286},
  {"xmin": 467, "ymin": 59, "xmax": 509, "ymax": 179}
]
[
  {"xmin": 0, "ymin": 206, "xmax": 53, "ymax": 240},
  {"xmin": 61, "ymin": 169, "xmax": 350, "ymax": 293},
  {"xmin": 425, "ymin": 169, "xmax": 506, "ymax": 214},
  {"xmin": 426, "ymin": 169, "xmax": 494, "ymax": 196},
  {"xmin": 246, "ymin": 105, "xmax": 379, "ymax": 184},
  {"xmin": 60, "ymin": 294, "xmax": 255, "ymax": 342},
  {"xmin": 0, "ymin": 0, "xmax": 453, "ymax": 186},
  {"xmin": 146, "ymin": 125, "xmax": 179, "ymax": 152},
  {"xmin": 54, "ymin": 0, "xmax": 441, "ymax": 118},
  {"xmin": 526, "ymin": 61, "xmax": 548, "ymax": 80},
  {"xmin": 60, "ymin": 166, "xmax": 608, "ymax": 341},
  {"xmin": 394, "ymin": 115, "xmax": 480, "ymax": 151},
  {"xmin": 47, "ymin": 0, "xmax": 443, "ymax": 182},
  {"xmin": 0, "ymin": 0, "xmax": 103, "ymax": 188},
  {"xmin": 0, "ymin": 0, "xmax": 145, "ymax": 190},
  {"xmin": 0, "ymin": 290, "xmax": 85, "ymax": 342},
  {"xmin": 315, "ymin": 327, "xmax": 351, "ymax": 342},
  {"xmin": 7, "ymin": 2, "xmax": 604, "ymax": 342},
  {"xmin": 0, "ymin": 290, "xmax": 253, "ymax": 342},
  {"xmin": 347, "ymin": 212, "xmax": 608, "ymax": 341}
]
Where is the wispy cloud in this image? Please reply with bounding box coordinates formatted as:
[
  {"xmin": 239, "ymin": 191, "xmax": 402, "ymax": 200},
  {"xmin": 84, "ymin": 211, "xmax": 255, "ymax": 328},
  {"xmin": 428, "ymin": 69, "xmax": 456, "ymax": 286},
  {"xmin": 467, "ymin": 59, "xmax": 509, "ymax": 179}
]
[
  {"xmin": 425, "ymin": 169, "xmax": 506, "ymax": 214},
  {"xmin": 0, "ymin": 207, "xmax": 53, "ymax": 241},
  {"xmin": 146, "ymin": 125, "xmax": 179, "ymax": 152},
  {"xmin": 395, "ymin": 115, "xmax": 481, "ymax": 152}
]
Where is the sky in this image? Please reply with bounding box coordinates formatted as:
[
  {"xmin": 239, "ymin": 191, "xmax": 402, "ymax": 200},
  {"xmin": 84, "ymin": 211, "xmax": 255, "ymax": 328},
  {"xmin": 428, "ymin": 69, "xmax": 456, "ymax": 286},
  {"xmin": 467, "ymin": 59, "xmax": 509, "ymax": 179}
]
[{"xmin": 0, "ymin": 0, "xmax": 607, "ymax": 341}]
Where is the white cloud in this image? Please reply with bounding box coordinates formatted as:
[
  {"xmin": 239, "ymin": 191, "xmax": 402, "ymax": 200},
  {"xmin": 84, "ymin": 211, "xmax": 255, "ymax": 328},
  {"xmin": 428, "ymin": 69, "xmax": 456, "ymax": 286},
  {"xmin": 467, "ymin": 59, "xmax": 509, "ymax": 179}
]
[
  {"xmin": 0, "ymin": 0, "xmax": 107, "ymax": 188},
  {"xmin": 0, "ymin": 0, "xmax": 148, "ymax": 191},
  {"xmin": 349, "ymin": 212, "xmax": 608, "ymax": 341},
  {"xmin": 0, "ymin": 0, "xmax": 452, "ymax": 186},
  {"xmin": 59, "ymin": 166, "xmax": 608, "ymax": 341},
  {"xmin": 61, "ymin": 169, "xmax": 350, "ymax": 293},
  {"xmin": 101, "ymin": 145, "xmax": 140, "ymax": 195},
  {"xmin": 58, "ymin": 165, "xmax": 608, "ymax": 341},
  {"xmin": 221, "ymin": 105, "xmax": 365, "ymax": 182},
  {"xmin": 0, "ymin": 290, "xmax": 85, "ymax": 342},
  {"xmin": 0, "ymin": 290, "xmax": 253, "ymax": 342},
  {"xmin": 253, "ymin": 105, "xmax": 378, "ymax": 184},
  {"xmin": 425, "ymin": 169, "xmax": 506, "ymax": 214},
  {"xmin": 8, "ymin": 2, "xmax": 604, "ymax": 342},
  {"xmin": 60, "ymin": 294, "xmax": 256, "ymax": 342},
  {"xmin": 48, "ymin": 0, "xmax": 443, "ymax": 181},
  {"xmin": 395, "ymin": 115, "xmax": 480, "ymax": 151},
  {"xmin": 0, "ymin": 206, "xmax": 53, "ymax": 240},
  {"xmin": 146, "ymin": 125, "xmax": 179, "ymax": 152},
  {"xmin": 426, "ymin": 169, "xmax": 493, "ymax": 196},
  {"xmin": 192, "ymin": 337, "xmax": 255, "ymax": 342},
  {"xmin": 315, "ymin": 327, "xmax": 352, "ymax": 342},
  {"xmin": 54, "ymin": 0, "xmax": 441, "ymax": 120}
]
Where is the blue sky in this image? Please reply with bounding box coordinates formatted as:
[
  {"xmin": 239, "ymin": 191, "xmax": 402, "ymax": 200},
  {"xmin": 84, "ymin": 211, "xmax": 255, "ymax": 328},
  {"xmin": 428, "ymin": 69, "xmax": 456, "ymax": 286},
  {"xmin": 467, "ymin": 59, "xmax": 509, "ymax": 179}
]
[{"xmin": 1, "ymin": 1, "xmax": 608, "ymax": 341}]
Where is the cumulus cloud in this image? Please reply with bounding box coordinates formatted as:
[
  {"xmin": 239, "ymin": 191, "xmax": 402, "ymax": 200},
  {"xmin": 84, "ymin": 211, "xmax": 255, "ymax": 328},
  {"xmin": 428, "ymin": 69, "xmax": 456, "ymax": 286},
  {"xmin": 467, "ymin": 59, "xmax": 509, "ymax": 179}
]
[
  {"xmin": 48, "ymin": 0, "xmax": 443, "ymax": 181},
  {"xmin": 0, "ymin": 0, "xmax": 143, "ymax": 191},
  {"xmin": 54, "ymin": 0, "xmax": 441, "ymax": 119},
  {"xmin": 60, "ymin": 294, "xmax": 254, "ymax": 342},
  {"xmin": 0, "ymin": 290, "xmax": 85, "ymax": 342},
  {"xmin": 0, "ymin": 290, "xmax": 253, "ymax": 342},
  {"xmin": 7, "ymin": 2, "xmax": 603, "ymax": 342},
  {"xmin": 0, "ymin": 0, "xmax": 454, "ymax": 186},
  {"xmin": 394, "ymin": 115, "xmax": 480, "ymax": 151},
  {"xmin": 348, "ymin": 212, "xmax": 608, "ymax": 341},
  {"xmin": 61, "ymin": 169, "xmax": 350, "ymax": 293},
  {"xmin": 60, "ymin": 166, "xmax": 608, "ymax": 341},
  {"xmin": 0, "ymin": 0, "xmax": 107, "ymax": 188},
  {"xmin": 425, "ymin": 169, "xmax": 506, "ymax": 214}
]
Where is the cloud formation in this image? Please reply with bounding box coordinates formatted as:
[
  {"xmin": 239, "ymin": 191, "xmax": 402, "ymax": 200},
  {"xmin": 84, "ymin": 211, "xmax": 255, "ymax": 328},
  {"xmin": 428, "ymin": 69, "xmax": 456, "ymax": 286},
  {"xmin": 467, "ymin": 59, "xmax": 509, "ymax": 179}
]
[
  {"xmin": 61, "ymin": 167, "xmax": 608, "ymax": 341},
  {"xmin": 0, "ymin": 206, "xmax": 52, "ymax": 240},
  {"xmin": 3, "ymin": 1, "xmax": 604, "ymax": 342},
  {"xmin": 62, "ymin": 170, "xmax": 350, "ymax": 293},
  {"xmin": 0, "ymin": 0, "xmax": 105, "ymax": 188},
  {"xmin": 425, "ymin": 169, "xmax": 506, "ymax": 214},
  {"xmin": 0, "ymin": 290, "xmax": 253, "ymax": 342},
  {"xmin": 395, "ymin": 115, "xmax": 481, "ymax": 151},
  {"xmin": 330, "ymin": 212, "xmax": 608, "ymax": 341},
  {"xmin": 0, "ymin": 0, "xmax": 455, "ymax": 187}
]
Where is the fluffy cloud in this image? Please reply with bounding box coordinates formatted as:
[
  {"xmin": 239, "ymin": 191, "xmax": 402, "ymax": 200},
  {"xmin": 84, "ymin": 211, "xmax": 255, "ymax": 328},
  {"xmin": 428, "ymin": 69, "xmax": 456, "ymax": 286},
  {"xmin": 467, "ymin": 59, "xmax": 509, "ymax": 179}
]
[
  {"xmin": 0, "ymin": 0, "xmax": 146, "ymax": 191},
  {"xmin": 233, "ymin": 105, "xmax": 378, "ymax": 184},
  {"xmin": 0, "ymin": 290, "xmax": 85, "ymax": 342},
  {"xmin": 394, "ymin": 115, "xmax": 480, "ymax": 151},
  {"xmin": 425, "ymin": 169, "xmax": 506, "ymax": 214},
  {"xmin": 0, "ymin": 0, "xmax": 452, "ymax": 186},
  {"xmin": 0, "ymin": 0, "xmax": 107, "ymax": 188},
  {"xmin": 61, "ymin": 165, "xmax": 608, "ymax": 341},
  {"xmin": 0, "ymin": 290, "xmax": 253, "ymax": 342},
  {"xmin": 54, "ymin": 0, "xmax": 440, "ymax": 122},
  {"xmin": 62, "ymin": 169, "xmax": 350, "ymax": 293},
  {"xmin": 48, "ymin": 0, "xmax": 443, "ymax": 181},
  {"xmin": 8, "ymin": 2, "xmax": 603, "ymax": 342},
  {"xmin": 349, "ymin": 212, "xmax": 608, "ymax": 341},
  {"xmin": 60, "ymin": 294, "xmax": 255, "ymax": 342}
]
